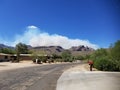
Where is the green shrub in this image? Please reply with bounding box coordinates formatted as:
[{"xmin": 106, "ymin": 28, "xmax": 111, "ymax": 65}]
[
  {"xmin": 94, "ymin": 57, "xmax": 117, "ymax": 71},
  {"xmin": 40, "ymin": 56, "xmax": 47, "ymax": 63},
  {"xmin": 32, "ymin": 59, "xmax": 36, "ymax": 63},
  {"xmin": 76, "ymin": 55, "xmax": 85, "ymax": 60}
]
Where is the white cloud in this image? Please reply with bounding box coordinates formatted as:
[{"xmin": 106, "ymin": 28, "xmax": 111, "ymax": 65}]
[
  {"xmin": 2, "ymin": 25, "xmax": 99, "ymax": 49},
  {"xmin": 27, "ymin": 25, "xmax": 38, "ymax": 29}
]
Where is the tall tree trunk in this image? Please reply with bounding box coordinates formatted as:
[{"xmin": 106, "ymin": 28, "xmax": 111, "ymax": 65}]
[{"xmin": 17, "ymin": 52, "xmax": 20, "ymax": 62}]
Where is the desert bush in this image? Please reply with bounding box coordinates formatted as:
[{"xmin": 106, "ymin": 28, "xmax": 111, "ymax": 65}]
[
  {"xmin": 76, "ymin": 55, "xmax": 85, "ymax": 60},
  {"xmin": 94, "ymin": 57, "xmax": 117, "ymax": 71},
  {"xmin": 110, "ymin": 40, "xmax": 120, "ymax": 71},
  {"xmin": 61, "ymin": 50, "xmax": 72, "ymax": 62},
  {"xmin": 91, "ymin": 40, "xmax": 120, "ymax": 71}
]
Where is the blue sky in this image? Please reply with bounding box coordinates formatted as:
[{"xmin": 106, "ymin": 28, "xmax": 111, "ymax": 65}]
[{"xmin": 0, "ymin": 0, "xmax": 120, "ymax": 49}]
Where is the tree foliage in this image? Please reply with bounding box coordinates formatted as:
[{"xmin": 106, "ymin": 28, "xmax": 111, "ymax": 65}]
[
  {"xmin": 52, "ymin": 54, "xmax": 61, "ymax": 59},
  {"xmin": 0, "ymin": 48, "xmax": 15, "ymax": 54},
  {"xmin": 110, "ymin": 40, "xmax": 120, "ymax": 70},
  {"xmin": 15, "ymin": 43, "xmax": 29, "ymax": 62},
  {"xmin": 91, "ymin": 48, "xmax": 108, "ymax": 60},
  {"xmin": 110, "ymin": 40, "xmax": 120, "ymax": 60},
  {"xmin": 91, "ymin": 40, "xmax": 120, "ymax": 71},
  {"xmin": 75, "ymin": 55, "xmax": 85, "ymax": 60},
  {"xmin": 61, "ymin": 50, "xmax": 72, "ymax": 62},
  {"xmin": 16, "ymin": 43, "xmax": 28, "ymax": 54},
  {"xmin": 32, "ymin": 51, "xmax": 48, "ymax": 63}
]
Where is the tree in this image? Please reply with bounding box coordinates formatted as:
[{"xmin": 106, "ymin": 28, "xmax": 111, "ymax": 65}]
[
  {"xmin": 91, "ymin": 48, "xmax": 108, "ymax": 61},
  {"xmin": 110, "ymin": 40, "xmax": 120, "ymax": 70},
  {"xmin": 16, "ymin": 43, "xmax": 28, "ymax": 54},
  {"xmin": 110, "ymin": 40, "xmax": 120, "ymax": 60},
  {"xmin": 52, "ymin": 54, "xmax": 61, "ymax": 59},
  {"xmin": 90, "ymin": 40, "xmax": 120, "ymax": 71},
  {"xmin": 91, "ymin": 48, "xmax": 110, "ymax": 71},
  {"xmin": 15, "ymin": 43, "xmax": 28, "ymax": 62},
  {"xmin": 31, "ymin": 50, "xmax": 49, "ymax": 64},
  {"xmin": 0, "ymin": 48, "xmax": 15, "ymax": 54},
  {"xmin": 31, "ymin": 52, "xmax": 38, "ymax": 63},
  {"xmin": 61, "ymin": 50, "xmax": 72, "ymax": 62},
  {"xmin": 76, "ymin": 55, "xmax": 84, "ymax": 60}
]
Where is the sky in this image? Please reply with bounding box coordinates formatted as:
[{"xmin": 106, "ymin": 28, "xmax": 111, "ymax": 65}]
[{"xmin": 0, "ymin": 0, "xmax": 120, "ymax": 49}]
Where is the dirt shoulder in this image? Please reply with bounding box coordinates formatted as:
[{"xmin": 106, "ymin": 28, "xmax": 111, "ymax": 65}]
[
  {"xmin": 0, "ymin": 61, "xmax": 73, "ymax": 72},
  {"xmin": 0, "ymin": 61, "xmax": 98, "ymax": 73},
  {"xmin": 0, "ymin": 61, "xmax": 40, "ymax": 72},
  {"xmin": 66, "ymin": 63, "xmax": 101, "ymax": 72}
]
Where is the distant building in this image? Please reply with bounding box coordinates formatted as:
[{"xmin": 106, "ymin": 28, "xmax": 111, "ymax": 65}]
[
  {"xmin": 0, "ymin": 53, "xmax": 50, "ymax": 62},
  {"xmin": 0, "ymin": 53, "xmax": 32, "ymax": 62},
  {"xmin": 0, "ymin": 53, "xmax": 11, "ymax": 62},
  {"xmin": 12, "ymin": 54, "xmax": 32, "ymax": 61}
]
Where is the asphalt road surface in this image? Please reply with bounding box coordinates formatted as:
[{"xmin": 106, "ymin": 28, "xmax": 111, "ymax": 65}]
[{"xmin": 0, "ymin": 63, "xmax": 79, "ymax": 90}]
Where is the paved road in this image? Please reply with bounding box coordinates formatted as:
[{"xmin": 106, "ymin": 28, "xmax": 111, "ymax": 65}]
[
  {"xmin": 57, "ymin": 71, "xmax": 120, "ymax": 90},
  {"xmin": 0, "ymin": 63, "xmax": 79, "ymax": 90}
]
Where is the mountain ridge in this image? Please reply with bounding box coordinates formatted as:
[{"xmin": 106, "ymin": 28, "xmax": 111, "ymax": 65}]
[{"xmin": 0, "ymin": 44, "xmax": 94, "ymax": 55}]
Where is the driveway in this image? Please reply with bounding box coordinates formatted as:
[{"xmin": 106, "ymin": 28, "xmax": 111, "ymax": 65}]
[{"xmin": 56, "ymin": 64, "xmax": 120, "ymax": 90}]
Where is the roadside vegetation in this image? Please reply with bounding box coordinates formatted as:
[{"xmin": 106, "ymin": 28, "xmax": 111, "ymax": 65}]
[
  {"xmin": 91, "ymin": 40, "xmax": 120, "ymax": 71},
  {"xmin": 0, "ymin": 48, "xmax": 15, "ymax": 54},
  {"xmin": 0, "ymin": 40, "xmax": 120, "ymax": 71},
  {"xmin": 15, "ymin": 43, "xmax": 29, "ymax": 62}
]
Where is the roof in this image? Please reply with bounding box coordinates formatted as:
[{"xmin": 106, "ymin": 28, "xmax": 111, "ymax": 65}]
[
  {"xmin": 0, "ymin": 53, "xmax": 11, "ymax": 56},
  {"xmin": 0, "ymin": 53, "xmax": 49, "ymax": 57}
]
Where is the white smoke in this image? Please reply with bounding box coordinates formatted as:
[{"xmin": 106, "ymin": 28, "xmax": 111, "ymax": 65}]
[{"xmin": 11, "ymin": 25, "xmax": 99, "ymax": 49}]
